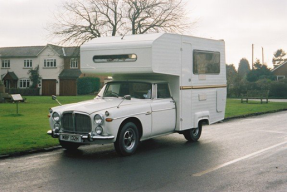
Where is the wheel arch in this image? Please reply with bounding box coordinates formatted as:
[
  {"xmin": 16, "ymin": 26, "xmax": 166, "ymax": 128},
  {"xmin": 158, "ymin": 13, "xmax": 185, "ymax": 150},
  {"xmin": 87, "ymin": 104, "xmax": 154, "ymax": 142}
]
[
  {"xmin": 118, "ymin": 117, "xmax": 143, "ymax": 140},
  {"xmin": 194, "ymin": 111, "xmax": 210, "ymax": 128},
  {"xmin": 198, "ymin": 118, "xmax": 209, "ymax": 127}
]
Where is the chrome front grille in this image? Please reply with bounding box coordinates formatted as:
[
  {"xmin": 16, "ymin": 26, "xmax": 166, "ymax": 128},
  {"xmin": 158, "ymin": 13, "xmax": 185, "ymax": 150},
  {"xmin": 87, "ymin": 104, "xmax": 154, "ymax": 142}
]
[{"xmin": 62, "ymin": 112, "xmax": 91, "ymax": 134}]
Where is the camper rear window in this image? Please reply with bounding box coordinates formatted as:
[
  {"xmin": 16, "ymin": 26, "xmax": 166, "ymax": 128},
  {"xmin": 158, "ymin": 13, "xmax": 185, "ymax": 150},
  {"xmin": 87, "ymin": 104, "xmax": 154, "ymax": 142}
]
[
  {"xmin": 93, "ymin": 54, "xmax": 137, "ymax": 63},
  {"xmin": 193, "ymin": 50, "xmax": 220, "ymax": 74}
]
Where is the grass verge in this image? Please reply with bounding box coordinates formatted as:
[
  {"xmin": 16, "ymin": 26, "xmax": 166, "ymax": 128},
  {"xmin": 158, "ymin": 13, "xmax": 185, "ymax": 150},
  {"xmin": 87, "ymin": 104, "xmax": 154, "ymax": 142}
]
[
  {"xmin": 1, "ymin": 97, "xmax": 287, "ymax": 156},
  {"xmin": 225, "ymin": 99, "xmax": 287, "ymax": 118}
]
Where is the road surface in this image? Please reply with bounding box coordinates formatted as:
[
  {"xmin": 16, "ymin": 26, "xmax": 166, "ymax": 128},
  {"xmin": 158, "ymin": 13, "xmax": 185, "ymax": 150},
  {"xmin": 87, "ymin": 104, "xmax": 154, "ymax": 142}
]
[{"xmin": 1, "ymin": 111, "xmax": 287, "ymax": 191}]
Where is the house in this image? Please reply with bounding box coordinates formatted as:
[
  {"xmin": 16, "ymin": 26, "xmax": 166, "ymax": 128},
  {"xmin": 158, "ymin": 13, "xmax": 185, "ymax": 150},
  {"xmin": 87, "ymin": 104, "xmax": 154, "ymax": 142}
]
[
  {"xmin": 272, "ymin": 61, "xmax": 287, "ymax": 81},
  {"xmin": 0, "ymin": 44, "xmax": 81, "ymax": 96}
]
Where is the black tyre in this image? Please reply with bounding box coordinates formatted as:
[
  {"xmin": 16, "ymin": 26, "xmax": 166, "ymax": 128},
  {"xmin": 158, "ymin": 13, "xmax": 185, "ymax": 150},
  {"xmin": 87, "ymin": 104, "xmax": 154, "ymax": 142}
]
[
  {"xmin": 59, "ymin": 140, "xmax": 80, "ymax": 151},
  {"xmin": 114, "ymin": 122, "xmax": 139, "ymax": 156},
  {"xmin": 183, "ymin": 121, "xmax": 202, "ymax": 142}
]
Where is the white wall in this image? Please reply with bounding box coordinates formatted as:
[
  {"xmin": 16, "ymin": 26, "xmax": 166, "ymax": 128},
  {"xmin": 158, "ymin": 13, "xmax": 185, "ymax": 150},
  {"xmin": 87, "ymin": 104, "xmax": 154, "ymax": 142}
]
[{"xmin": 38, "ymin": 47, "xmax": 63, "ymax": 95}]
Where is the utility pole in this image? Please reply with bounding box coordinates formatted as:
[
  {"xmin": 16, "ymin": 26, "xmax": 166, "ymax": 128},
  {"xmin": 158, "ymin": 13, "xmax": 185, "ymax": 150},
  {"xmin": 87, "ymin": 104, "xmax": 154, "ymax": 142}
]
[
  {"xmin": 252, "ymin": 44, "xmax": 254, "ymax": 70},
  {"xmin": 262, "ymin": 47, "xmax": 264, "ymax": 65}
]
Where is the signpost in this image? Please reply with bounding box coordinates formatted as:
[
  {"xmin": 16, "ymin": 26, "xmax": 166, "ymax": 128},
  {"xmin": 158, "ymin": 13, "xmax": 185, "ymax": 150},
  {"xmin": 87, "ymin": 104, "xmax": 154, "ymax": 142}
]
[{"xmin": 11, "ymin": 94, "xmax": 23, "ymax": 115}]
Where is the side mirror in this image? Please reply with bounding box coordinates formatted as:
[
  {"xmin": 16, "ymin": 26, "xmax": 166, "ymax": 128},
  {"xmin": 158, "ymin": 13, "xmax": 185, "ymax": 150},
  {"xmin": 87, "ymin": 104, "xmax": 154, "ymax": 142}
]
[
  {"xmin": 52, "ymin": 95, "xmax": 62, "ymax": 106},
  {"xmin": 123, "ymin": 95, "xmax": 131, "ymax": 100}
]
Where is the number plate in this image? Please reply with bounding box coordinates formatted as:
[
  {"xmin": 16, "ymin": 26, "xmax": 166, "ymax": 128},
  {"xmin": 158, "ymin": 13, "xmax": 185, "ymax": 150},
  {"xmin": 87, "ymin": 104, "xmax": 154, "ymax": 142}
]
[{"xmin": 60, "ymin": 134, "xmax": 82, "ymax": 143}]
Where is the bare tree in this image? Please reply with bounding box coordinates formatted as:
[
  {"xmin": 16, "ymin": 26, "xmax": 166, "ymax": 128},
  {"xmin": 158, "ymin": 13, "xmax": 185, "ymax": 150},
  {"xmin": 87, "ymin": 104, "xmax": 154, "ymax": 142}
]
[
  {"xmin": 49, "ymin": 0, "xmax": 123, "ymax": 45},
  {"xmin": 48, "ymin": 0, "xmax": 193, "ymax": 45},
  {"xmin": 124, "ymin": 0, "xmax": 190, "ymax": 35}
]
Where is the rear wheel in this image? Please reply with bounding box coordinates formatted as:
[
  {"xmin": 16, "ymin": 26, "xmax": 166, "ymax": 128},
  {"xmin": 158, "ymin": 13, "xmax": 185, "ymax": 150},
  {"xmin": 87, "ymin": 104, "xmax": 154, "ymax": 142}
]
[
  {"xmin": 59, "ymin": 140, "xmax": 80, "ymax": 151},
  {"xmin": 114, "ymin": 122, "xmax": 139, "ymax": 156},
  {"xmin": 183, "ymin": 122, "xmax": 202, "ymax": 142}
]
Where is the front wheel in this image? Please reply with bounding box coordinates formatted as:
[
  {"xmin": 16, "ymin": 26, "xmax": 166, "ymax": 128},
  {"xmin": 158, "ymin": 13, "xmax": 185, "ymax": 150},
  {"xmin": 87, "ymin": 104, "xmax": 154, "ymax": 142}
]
[
  {"xmin": 114, "ymin": 122, "xmax": 139, "ymax": 156},
  {"xmin": 183, "ymin": 122, "xmax": 202, "ymax": 142},
  {"xmin": 59, "ymin": 140, "xmax": 80, "ymax": 151}
]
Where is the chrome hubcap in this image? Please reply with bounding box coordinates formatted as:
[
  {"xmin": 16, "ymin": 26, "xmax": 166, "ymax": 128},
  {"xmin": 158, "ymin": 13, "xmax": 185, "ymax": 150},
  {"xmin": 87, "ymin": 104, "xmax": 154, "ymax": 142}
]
[
  {"xmin": 123, "ymin": 128, "xmax": 135, "ymax": 150},
  {"xmin": 192, "ymin": 127, "xmax": 199, "ymax": 137}
]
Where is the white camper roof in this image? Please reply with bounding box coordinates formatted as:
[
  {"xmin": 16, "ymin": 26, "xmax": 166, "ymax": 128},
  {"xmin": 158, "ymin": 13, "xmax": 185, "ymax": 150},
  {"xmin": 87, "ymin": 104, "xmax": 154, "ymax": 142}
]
[{"xmin": 81, "ymin": 33, "xmax": 164, "ymax": 50}]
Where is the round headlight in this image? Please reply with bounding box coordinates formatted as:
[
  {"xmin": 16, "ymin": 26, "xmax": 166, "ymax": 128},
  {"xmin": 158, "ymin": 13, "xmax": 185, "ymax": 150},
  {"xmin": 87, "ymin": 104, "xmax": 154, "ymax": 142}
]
[
  {"xmin": 54, "ymin": 123, "xmax": 60, "ymax": 130},
  {"xmin": 52, "ymin": 112, "xmax": 60, "ymax": 122},
  {"xmin": 95, "ymin": 126, "xmax": 103, "ymax": 135},
  {"xmin": 94, "ymin": 114, "xmax": 104, "ymax": 125}
]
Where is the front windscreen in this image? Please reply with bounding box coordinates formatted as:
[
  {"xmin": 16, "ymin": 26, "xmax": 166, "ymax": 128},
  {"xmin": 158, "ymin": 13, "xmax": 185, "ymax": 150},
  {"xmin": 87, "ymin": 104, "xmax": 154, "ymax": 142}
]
[{"xmin": 103, "ymin": 82, "xmax": 152, "ymax": 99}]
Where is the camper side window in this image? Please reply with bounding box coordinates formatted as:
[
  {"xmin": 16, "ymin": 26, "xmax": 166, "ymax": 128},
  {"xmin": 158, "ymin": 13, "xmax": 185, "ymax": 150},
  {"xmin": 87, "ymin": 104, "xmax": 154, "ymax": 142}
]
[{"xmin": 193, "ymin": 50, "xmax": 220, "ymax": 74}]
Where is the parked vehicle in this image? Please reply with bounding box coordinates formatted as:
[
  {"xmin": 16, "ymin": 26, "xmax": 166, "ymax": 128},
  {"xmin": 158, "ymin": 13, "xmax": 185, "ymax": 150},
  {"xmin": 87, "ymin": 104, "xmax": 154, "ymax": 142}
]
[{"xmin": 47, "ymin": 33, "xmax": 227, "ymax": 156}]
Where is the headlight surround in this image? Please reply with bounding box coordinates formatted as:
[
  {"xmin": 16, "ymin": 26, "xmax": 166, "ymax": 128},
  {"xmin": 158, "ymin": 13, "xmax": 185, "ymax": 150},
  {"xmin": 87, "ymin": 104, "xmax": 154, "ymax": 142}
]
[
  {"xmin": 52, "ymin": 112, "xmax": 60, "ymax": 122},
  {"xmin": 94, "ymin": 114, "xmax": 104, "ymax": 125}
]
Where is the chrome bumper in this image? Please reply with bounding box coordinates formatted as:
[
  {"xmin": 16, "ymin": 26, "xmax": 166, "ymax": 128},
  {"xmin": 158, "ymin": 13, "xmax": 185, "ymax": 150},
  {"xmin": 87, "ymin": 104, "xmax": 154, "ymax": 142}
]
[{"xmin": 47, "ymin": 130, "xmax": 114, "ymax": 141}]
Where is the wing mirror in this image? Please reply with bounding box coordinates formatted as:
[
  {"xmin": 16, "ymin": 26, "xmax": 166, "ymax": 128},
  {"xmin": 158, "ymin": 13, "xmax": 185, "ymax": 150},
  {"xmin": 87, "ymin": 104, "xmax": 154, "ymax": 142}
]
[
  {"xmin": 123, "ymin": 95, "xmax": 131, "ymax": 100},
  {"xmin": 52, "ymin": 95, "xmax": 62, "ymax": 106}
]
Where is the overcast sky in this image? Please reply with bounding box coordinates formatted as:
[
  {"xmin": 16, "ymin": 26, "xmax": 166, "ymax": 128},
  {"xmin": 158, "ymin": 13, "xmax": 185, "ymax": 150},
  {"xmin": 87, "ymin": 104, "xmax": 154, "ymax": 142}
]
[{"xmin": 1, "ymin": 0, "xmax": 287, "ymax": 69}]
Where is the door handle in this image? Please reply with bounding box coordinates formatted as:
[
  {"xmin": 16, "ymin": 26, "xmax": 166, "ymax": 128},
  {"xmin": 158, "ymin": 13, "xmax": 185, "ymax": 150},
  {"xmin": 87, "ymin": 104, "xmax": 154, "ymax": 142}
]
[{"xmin": 146, "ymin": 111, "xmax": 152, "ymax": 115}]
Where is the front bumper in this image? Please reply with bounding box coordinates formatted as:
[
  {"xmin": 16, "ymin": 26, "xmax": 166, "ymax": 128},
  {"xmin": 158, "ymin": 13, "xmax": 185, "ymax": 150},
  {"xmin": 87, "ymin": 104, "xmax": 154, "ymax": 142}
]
[{"xmin": 47, "ymin": 130, "xmax": 115, "ymax": 142}]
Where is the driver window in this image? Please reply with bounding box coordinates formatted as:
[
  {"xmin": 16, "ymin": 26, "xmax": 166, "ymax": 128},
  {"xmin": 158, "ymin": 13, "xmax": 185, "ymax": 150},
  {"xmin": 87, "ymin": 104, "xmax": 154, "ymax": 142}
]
[{"xmin": 157, "ymin": 84, "xmax": 171, "ymax": 99}]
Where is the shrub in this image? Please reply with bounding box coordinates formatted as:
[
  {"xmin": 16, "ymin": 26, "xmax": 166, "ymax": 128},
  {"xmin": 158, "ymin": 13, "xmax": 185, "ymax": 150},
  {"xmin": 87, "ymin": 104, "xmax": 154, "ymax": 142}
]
[
  {"xmin": 77, "ymin": 77, "xmax": 100, "ymax": 95},
  {"xmin": 269, "ymin": 80, "xmax": 287, "ymax": 98}
]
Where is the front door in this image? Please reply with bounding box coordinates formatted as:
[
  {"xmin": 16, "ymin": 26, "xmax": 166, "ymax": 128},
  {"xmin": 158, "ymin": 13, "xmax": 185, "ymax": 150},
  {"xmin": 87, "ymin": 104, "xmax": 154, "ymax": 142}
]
[{"xmin": 151, "ymin": 84, "xmax": 176, "ymax": 136}]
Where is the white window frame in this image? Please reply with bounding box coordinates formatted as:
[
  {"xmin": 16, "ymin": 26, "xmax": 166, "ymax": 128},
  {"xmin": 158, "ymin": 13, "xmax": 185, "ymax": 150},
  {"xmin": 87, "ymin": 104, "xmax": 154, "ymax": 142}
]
[
  {"xmin": 277, "ymin": 75, "xmax": 285, "ymax": 81},
  {"xmin": 19, "ymin": 79, "xmax": 30, "ymax": 88},
  {"xmin": 44, "ymin": 59, "xmax": 57, "ymax": 68},
  {"xmin": 1, "ymin": 60, "xmax": 10, "ymax": 68},
  {"xmin": 24, "ymin": 59, "xmax": 32, "ymax": 68},
  {"xmin": 70, "ymin": 58, "xmax": 78, "ymax": 68}
]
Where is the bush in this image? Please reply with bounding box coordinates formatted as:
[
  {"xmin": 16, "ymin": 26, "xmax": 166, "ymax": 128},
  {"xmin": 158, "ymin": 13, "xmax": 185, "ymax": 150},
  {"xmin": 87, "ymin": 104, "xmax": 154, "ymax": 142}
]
[
  {"xmin": 77, "ymin": 77, "xmax": 100, "ymax": 95},
  {"xmin": 269, "ymin": 80, "xmax": 287, "ymax": 98},
  {"xmin": 228, "ymin": 78, "xmax": 287, "ymax": 98}
]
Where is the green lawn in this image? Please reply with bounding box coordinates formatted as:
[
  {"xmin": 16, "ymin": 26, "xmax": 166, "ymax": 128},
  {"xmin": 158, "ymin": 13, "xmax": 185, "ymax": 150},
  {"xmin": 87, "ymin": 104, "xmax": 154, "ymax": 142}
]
[
  {"xmin": 0, "ymin": 95, "xmax": 94, "ymax": 155},
  {"xmin": 225, "ymin": 99, "xmax": 287, "ymax": 118},
  {"xmin": 1, "ymin": 97, "xmax": 287, "ymax": 155}
]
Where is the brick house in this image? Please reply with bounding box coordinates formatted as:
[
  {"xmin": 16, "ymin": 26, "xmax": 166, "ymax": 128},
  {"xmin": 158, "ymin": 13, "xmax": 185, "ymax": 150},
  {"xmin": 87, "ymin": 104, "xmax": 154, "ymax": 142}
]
[
  {"xmin": 0, "ymin": 44, "xmax": 81, "ymax": 96},
  {"xmin": 272, "ymin": 61, "xmax": 287, "ymax": 81}
]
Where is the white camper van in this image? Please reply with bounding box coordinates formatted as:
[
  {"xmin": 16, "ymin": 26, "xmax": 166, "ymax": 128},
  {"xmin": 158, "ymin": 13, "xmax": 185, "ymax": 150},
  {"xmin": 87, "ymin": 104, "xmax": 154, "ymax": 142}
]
[{"xmin": 47, "ymin": 33, "xmax": 226, "ymax": 156}]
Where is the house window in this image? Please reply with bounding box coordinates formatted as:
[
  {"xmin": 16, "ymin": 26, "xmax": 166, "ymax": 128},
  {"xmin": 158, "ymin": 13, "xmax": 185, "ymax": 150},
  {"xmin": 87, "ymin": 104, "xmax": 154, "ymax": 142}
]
[
  {"xmin": 193, "ymin": 50, "xmax": 220, "ymax": 74},
  {"xmin": 277, "ymin": 75, "xmax": 285, "ymax": 81},
  {"xmin": 1, "ymin": 60, "xmax": 10, "ymax": 68},
  {"xmin": 70, "ymin": 58, "xmax": 78, "ymax": 68},
  {"xmin": 19, "ymin": 79, "xmax": 30, "ymax": 88},
  {"xmin": 44, "ymin": 59, "xmax": 56, "ymax": 68},
  {"xmin": 24, "ymin": 60, "xmax": 32, "ymax": 68}
]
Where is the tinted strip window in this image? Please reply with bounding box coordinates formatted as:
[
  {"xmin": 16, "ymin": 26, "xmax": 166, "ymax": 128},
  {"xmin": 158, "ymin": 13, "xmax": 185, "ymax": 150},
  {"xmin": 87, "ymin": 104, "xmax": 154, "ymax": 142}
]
[{"xmin": 93, "ymin": 54, "xmax": 137, "ymax": 63}]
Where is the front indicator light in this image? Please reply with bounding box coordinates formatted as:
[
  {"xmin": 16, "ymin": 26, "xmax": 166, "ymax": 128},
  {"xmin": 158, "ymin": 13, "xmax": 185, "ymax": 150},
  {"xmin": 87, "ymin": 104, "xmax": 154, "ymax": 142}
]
[{"xmin": 106, "ymin": 118, "xmax": 113, "ymax": 122}]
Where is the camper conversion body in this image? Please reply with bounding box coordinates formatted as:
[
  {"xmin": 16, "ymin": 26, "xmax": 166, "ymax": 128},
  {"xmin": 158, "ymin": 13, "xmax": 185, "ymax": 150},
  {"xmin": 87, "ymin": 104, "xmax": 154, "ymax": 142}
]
[{"xmin": 47, "ymin": 33, "xmax": 226, "ymax": 156}]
